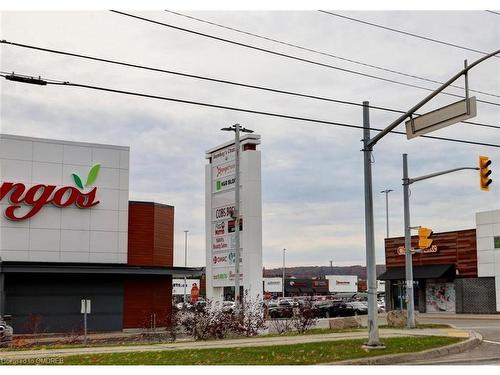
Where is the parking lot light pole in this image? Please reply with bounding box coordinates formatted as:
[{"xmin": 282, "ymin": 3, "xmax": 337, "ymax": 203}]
[
  {"xmin": 380, "ymin": 189, "xmax": 393, "ymax": 239},
  {"xmin": 282, "ymin": 248, "xmax": 286, "ymax": 298},
  {"xmin": 183, "ymin": 230, "xmax": 189, "ymax": 305},
  {"xmin": 221, "ymin": 124, "xmax": 254, "ymax": 306}
]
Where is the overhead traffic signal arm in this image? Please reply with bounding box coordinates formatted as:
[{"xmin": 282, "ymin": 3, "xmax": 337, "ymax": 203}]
[{"xmin": 479, "ymin": 156, "xmax": 493, "ymax": 191}]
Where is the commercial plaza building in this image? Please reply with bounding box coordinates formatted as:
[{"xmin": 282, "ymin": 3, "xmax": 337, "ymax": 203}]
[
  {"xmin": 0, "ymin": 134, "xmax": 201, "ymax": 333},
  {"xmin": 380, "ymin": 209, "xmax": 500, "ymax": 314}
]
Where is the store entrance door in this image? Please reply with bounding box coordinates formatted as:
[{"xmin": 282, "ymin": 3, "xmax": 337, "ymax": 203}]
[{"xmin": 391, "ymin": 280, "xmax": 420, "ymax": 311}]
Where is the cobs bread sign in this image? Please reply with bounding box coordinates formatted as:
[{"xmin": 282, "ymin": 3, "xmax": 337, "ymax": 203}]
[{"xmin": 0, "ymin": 164, "xmax": 101, "ymax": 221}]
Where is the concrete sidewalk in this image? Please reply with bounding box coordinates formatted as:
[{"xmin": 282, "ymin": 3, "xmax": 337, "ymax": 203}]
[{"xmin": 0, "ymin": 327, "xmax": 472, "ymax": 361}]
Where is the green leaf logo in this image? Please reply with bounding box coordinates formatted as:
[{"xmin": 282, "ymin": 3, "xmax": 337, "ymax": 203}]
[
  {"xmin": 85, "ymin": 164, "xmax": 101, "ymax": 187},
  {"xmin": 72, "ymin": 173, "xmax": 84, "ymax": 189}
]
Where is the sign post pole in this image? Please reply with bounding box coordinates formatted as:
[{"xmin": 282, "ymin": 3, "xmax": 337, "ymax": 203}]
[{"xmin": 81, "ymin": 299, "xmax": 90, "ymax": 345}]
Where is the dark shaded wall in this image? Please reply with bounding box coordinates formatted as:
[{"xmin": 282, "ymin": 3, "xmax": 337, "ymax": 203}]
[
  {"xmin": 455, "ymin": 277, "xmax": 497, "ymax": 313},
  {"xmin": 5, "ymin": 274, "xmax": 123, "ymax": 334}
]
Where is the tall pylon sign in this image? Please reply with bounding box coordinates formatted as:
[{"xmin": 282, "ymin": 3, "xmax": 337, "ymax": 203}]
[{"xmin": 205, "ymin": 134, "xmax": 263, "ymax": 301}]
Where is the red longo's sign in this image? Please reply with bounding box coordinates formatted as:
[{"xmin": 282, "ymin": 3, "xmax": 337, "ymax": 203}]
[{"xmin": 0, "ymin": 182, "xmax": 99, "ymax": 221}]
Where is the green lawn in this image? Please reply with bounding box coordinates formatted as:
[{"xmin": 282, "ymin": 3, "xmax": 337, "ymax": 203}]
[{"xmin": 58, "ymin": 336, "xmax": 461, "ymax": 365}]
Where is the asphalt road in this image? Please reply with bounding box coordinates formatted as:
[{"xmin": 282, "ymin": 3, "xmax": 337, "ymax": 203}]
[{"xmin": 410, "ymin": 317, "xmax": 500, "ymax": 365}]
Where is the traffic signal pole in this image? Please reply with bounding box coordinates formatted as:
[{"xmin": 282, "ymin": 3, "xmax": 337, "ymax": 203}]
[
  {"xmin": 402, "ymin": 153, "xmax": 478, "ymax": 328},
  {"xmin": 402, "ymin": 154, "xmax": 415, "ymax": 328},
  {"xmin": 362, "ymin": 102, "xmax": 381, "ymax": 347},
  {"xmin": 361, "ymin": 50, "xmax": 498, "ymax": 343}
]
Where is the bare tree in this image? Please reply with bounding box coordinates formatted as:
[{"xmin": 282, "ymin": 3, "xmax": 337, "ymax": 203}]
[
  {"xmin": 234, "ymin": 291, "xmax": 267, "ymax": 337},
  {"xmin": 290, "ymin": 298, "xmax": 319, "ymax": 334}
]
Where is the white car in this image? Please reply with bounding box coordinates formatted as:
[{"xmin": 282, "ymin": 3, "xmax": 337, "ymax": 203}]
[{"xmin": 222, "ymin": 301, "xmax": 236, "ymax": 313}]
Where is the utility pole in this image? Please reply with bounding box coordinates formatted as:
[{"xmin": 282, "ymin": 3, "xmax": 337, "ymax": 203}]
[
  {"xmin": 380, "ymin": 189, "xmax": 393, "ymax": 238},
  {"xmin": 282, "ymin": 248, "xmax": 286, "ymax": 298},
  {"xmin": 221, "ymin": 124, "xmax": 253, "ymax": 306},
  {"xmin": 183, "ymin": 230, "xmax": 189, "ymax": 305}
]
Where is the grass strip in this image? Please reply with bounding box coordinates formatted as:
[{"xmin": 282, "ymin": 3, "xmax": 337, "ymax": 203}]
[{"xmin": 51, "ymin": 335, "xmax": 461, "ymax": 365}]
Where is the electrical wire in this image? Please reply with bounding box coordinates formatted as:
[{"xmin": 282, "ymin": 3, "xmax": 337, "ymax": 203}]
[
  {"xmin": 108, "ymin": 11, "xmax": 500, "ymax": 108},
  {"xmin": 1, "ymin": 40, "xmax": 499, "ymax": 132},
  {"xmin": 486, "ymin": 10, "xmax": 500, "ymax": 16},
  {"xmin": 165, "ymin": 9, "xmax": 500, "ymax": 100},
  {"xmin": 319, "ymin": 10, "xmax": 500, "ymax": 59},
  {"xmin": 2, "ymin": 72, "xmax": 499, "ymax": 149}
]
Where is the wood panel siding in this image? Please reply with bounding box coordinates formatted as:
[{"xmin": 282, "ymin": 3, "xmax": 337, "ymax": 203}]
[
  {"xmin": 384, "ymin": 229, "xmax": 477, "ymax": 278},
  {"xmin": 123, "ymin": 276, "xmax": 172, "ymax": 329},
  {"xmin": 128, "ymin": 201, "xmax": 174, "ymax": 267}
]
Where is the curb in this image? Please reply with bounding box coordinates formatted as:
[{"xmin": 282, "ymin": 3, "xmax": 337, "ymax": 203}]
[
  {"xmin": 329, "ymin": 331, "xmax": 482, "ymax": 365},
  {"xmin": 419, "ymin": 314, "xmax": 500, "ymax": 321}
]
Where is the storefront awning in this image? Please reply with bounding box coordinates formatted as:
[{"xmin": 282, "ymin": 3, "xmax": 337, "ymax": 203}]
[
  {"xmin": 378, "ymin": 264, "xmax": 455, "ymax": 280},
  {"xmin": 1, "ymin": 261, "xmax": 204, "ymax": 277}
]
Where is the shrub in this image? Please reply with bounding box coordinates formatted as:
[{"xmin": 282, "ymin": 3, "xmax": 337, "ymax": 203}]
[{"xmin": 290, "ymin": 298, "xmax": 319, "ymax": 334}]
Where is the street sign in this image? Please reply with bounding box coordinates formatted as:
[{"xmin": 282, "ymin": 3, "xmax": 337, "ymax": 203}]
[
  {"xmin": 81, "ymin": 299, "xmax": 91, "ymax": 345},
  {"xmin": 405, "ymin": 97, "xmax": 477, "ymax": 139},
  {"xmin": 80, "ymin": 299, "xmax": 91, "ymax": 314}
]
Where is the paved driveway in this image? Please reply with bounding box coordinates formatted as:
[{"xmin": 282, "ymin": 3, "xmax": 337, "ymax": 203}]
[{"xmin": 410, "ymin": 315, "xmax": 500, "ymax": 365}]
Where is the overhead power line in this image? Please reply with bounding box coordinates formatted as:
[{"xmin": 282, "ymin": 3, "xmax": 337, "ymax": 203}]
[
  {"xmin": 1, "ymin": 40, "xmax": 499, "ymax": 131},
  {"xmin": 2, "ymin": 72, "xmax": 499, "ymax": 149},
  {"xmin": 165, "ymin": 9, "xmax": 500, "ymax": 100},
  {"xmin": 1, "ymin": 40, "xmax": 499, "ymax": 132},
  {"xmin": 108, "ymin": 11, "xmax": 500, "ymax": 108},
  {"xmin": 486, "ymin": 10, "xmax": 500, "ymax": 16},
  {"xmin": 319, "ymin": 10, "xmax": 500, "ymax": 59}
]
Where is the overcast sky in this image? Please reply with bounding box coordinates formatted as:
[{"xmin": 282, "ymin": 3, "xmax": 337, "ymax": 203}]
[{"xmin": 1, "ymin": 10, "xmax": 499, "ymax": 268}]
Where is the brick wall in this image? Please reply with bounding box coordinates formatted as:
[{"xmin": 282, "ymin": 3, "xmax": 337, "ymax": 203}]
[
  {"xmin": 127, "ymin": 201, "xmax": 174, "ymax": 267},
  {"xmin": 385, "ymin": 229, "xmax": 477, "ymax": 278}
]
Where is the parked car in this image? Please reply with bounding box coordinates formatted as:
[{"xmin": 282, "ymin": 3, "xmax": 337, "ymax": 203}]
[
  {"xmin": 268, "ymin": 302, "xmax": 294, "ymax": 319},
  {"xmin": 345, "ymin": 301, "xmax": 368, "ymax": 315},
  {"xmin": 222, "ymin": 301, "xmax": 236, "ymax": 313},
  {"xmin": 0, "ymin": 319, "xmax": 13, "ymax": 347},
  {"xmin": 175, "ymin": 302, "xmax": 192, "ymax": 311},
  {"xmin": 315, "ymin": 301, "xmax": 356, "ymax": 318}
]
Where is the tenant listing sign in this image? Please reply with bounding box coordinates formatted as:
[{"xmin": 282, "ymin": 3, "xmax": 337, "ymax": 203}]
[{"xmin": 210, "ymin": 143, "xmax": 242, "ymax": 287}]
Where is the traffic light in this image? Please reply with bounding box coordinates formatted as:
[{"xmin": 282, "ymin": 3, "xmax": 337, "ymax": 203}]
[
  {"xmin": 418, "ymin": 227, "xmax": 433, "ymax": 249},
  {"xmin": 479, "ymin": 155, "xmax": 493, "ymax": 191}
]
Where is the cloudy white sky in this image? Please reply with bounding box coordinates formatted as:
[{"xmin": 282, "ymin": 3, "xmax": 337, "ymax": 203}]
[{"xmin": 1, "ymin": 7, "xmax": 499, "ymax": 268}]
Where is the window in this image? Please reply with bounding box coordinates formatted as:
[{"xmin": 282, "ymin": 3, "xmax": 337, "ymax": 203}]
[{"xmin": 495, "ymin": 236, "xmax": 500, "ymax": 249}]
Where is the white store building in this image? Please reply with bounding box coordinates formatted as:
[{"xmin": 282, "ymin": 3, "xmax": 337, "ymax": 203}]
[{"xmin": 476, "ymin": 209, "xmax": 500, "ymax": 312}]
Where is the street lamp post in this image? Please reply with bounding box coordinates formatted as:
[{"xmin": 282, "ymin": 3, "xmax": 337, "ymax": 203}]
[
  {"xmin": 221, "ymin": 124, "xmax": 253, "ymax": 306},
  {"xmin": 282, "ymin": 248, "xmax": 286, "ymax": 298},
  {"xmin": 380, "ymin": 189, "xmax": 393, "ymax": 239},
  {"xmin": 183, "ymin": 230, "xmax": 189, "ymax": 305}
]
